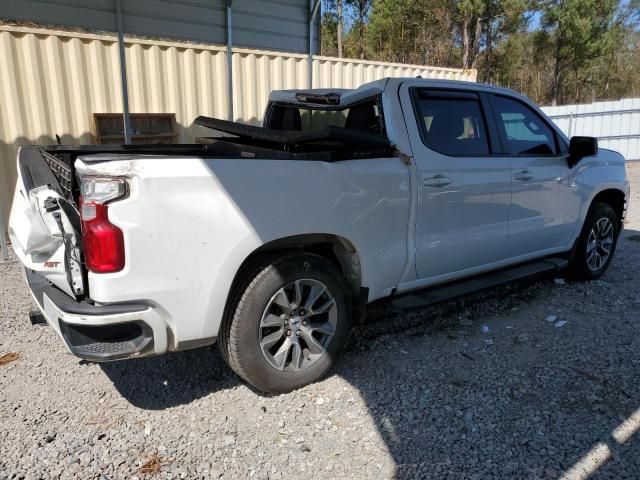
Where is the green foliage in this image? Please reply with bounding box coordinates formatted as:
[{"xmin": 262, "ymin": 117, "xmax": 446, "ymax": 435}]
[
  {"xmin": 364, "ymin": 0, "xmax": 460, "ymax": 65},
  {"xmin": 539, "ymin": 0, "xmax": 620, "ymax": 104},
  {"xmin": 319, "ymin": 0, "xmax": 640, "ymax": 105},
  {"xmin": 321, "ymin": 10, "xmax": 339, "ymax": 57}
]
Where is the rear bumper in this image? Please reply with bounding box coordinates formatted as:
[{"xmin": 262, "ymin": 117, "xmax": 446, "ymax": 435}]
[{"xmin": 25, "ymin": 269, "xmax": 169, "ymax": 361}]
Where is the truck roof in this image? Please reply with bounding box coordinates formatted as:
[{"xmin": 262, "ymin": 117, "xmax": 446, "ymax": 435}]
[{"xmin": 269, "ymin": 77, "xmax": 529, "ymax": 108}]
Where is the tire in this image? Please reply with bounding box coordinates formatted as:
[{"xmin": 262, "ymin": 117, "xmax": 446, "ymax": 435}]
[
  {"xmin": 219, "ymin": 252, "xmax": 350, "ymax": 394},
  {"xmin": 568, "ymin": 202, "xmax": 619, "ymax": 280}
]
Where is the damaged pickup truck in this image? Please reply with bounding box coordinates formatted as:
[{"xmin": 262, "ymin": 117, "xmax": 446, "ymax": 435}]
[{"xmin": 9, "ymin": 78, "xmax": 630, "ymax": 393}]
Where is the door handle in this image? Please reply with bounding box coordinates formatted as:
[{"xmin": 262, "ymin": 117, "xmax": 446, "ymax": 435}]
[
  {"xmin": 423, "ymin": 174, "xmax": 452, "ymax": 188},
  {"xmin": 514, "ymin": 170, "xmax": 533, "ymax": 182}
]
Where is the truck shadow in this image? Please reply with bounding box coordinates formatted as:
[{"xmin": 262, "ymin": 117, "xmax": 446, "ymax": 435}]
[
  {"xmin": 98, "ymin": 268, "xmax": 546, "ymax": 410},
  {"xmin": 99, "ymin": 231, "xmax": 640, "ymax": 478},
  {"xmin": 99, "ymin": 346, "xmax": 239, "ymax": 409}
]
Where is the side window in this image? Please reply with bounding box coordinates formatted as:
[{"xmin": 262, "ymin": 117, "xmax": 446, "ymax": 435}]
[
  {"xmin": 492, "ymin": 95, "xmax": 557, "ymax": 155},
  {"xmin": 414, "ymin": 92, "xmax": 490, "ymax": 156}
]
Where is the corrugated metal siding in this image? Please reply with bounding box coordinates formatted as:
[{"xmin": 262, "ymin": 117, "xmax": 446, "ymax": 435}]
[
  {"xmin": 0, "ymin": 25, "xmax": 477, "ymax": 230},
  {"xmin": 313, "ymin": 56, "xmax": 476, "ymax": 89},
  {"xmin": 542, "ymin": 99, "xmax": 640, "ymax": 161},
  {"xmin": 0, "ymin": 0, "xmax": 117, "ymax": 32},
  {"xmin": 0, "ymin": 0, "xmax": 319, "ymax": 53}
]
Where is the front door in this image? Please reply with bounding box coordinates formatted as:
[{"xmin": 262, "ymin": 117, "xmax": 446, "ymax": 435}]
[
  {"xmin": 399, "ymin": 85, "xmax": 512, "ymax": 280},
  {"xmin": 488, "ymin": 94, "xmax": 582, "ymax": 258}
]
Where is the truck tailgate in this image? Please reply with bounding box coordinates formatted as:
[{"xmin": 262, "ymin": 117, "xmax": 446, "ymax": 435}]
[{"xmin": 9, "ymin": 147, "xmax": 84, "ymax": 298}]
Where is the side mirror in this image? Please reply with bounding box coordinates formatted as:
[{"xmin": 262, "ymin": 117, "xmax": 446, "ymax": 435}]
[{"xmin": 568, "ymin": 136, "xmax": 598, "ymax": 167}]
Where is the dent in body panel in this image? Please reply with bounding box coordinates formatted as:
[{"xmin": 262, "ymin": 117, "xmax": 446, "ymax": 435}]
[
  {"xmin": 80, "ymin": 156, "xmax": 411, "ymax": 343},
  {"xmin": 541, "ymin": 149, "xmax": 628, "ymax": 249},
  {"xmin": 578, "ymin": 151, "xmax": 628, "ymax": 198},
  {"xmin": 575, "ymin": 150, "xmax": 629, "ymax": 226}
]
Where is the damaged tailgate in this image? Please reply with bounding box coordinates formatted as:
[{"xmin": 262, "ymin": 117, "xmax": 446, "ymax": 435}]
[{"xmin": 9, "ymin": 147, "xmax": 84, "ymax": 298}]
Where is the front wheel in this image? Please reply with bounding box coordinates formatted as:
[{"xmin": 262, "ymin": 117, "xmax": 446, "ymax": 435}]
[
  {"xmin": 219, "ymin": 252, "xmax": 350, "ymax": 394},
  {"xmin": 568, "ymin": 202, "xmax": 619, "ymax": 280}
]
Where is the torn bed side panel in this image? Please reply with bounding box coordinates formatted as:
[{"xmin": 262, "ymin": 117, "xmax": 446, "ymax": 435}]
[{"xmin": 193, "ymin": 116, "xmax": 392, "ymax": 150}]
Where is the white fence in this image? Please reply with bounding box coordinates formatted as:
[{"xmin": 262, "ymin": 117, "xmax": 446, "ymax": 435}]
[{"xmin": 542, "ymin": 99, "xmax": 640, "ymax": 161}]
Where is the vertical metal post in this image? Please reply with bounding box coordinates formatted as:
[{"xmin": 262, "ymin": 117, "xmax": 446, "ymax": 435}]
[
  {"xmin": 116, "ymin": 0, "xmax": 132, "ymax": 144},
  {"xmin": 0, "ymin": 200, "xmax": 8, "ymax": 261},
  {"xmin": 568, "ymin": 112, "xmax": 574, "ymax": 138},
  {"xmin": 337, "ymin": 0, "xmax": 343, "ymax": 58},
  {"xmin": 226, "ymin": 0, "xmax": 234, "ymax": 121},
  {"xmin": 308, "ymin": 0, "xmax": 320, "ymax": 89}
]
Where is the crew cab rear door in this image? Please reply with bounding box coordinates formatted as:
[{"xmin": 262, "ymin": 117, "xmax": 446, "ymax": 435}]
[{"xmin": 8, "ymin": 147, "xmax": 84, "ymax": 298}]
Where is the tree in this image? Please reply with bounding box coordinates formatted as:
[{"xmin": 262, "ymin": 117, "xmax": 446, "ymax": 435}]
[
  {"xmin": 455, "ymin": 0, "xmax": 528, "ymax": 77},
  {"xmin": 337, "ymin": 0, "xmax": 344, "ymax": 57},
  {"xmin": 321, "ymin": 0, "xmax": 345, "ymax": 57},
  {"xmin": 589, "ymin": 2, "xmax": 640, "ymax": 100},
  {"xmin": 320, "ymin": 0, "xmax": 640, "ymax": 105},
  {"xmin": 320, "ymin": 7, "xmax": 338, "ymax": 56},
  {"xmin": 346, "ymin": 0, "xmax": 373, "ymax": 58},
  {"xmin": 539, "ymin": 0, "xmax": 620, "ymax": 105},
  {"xmin": 365, "ymin": 0, "xmax": 459, "ymax": 66},
  {"xmin": 483, "ymin": 0, "xmax": 529, "ymax": 82},
  {"xmin": 457, "ymin": 0, "xmax": 485, "ymax": 70}
]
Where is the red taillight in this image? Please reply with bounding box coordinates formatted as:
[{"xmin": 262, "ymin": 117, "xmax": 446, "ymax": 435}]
[{"xmin": 80, "ymin": 200, "xmax": 125, "ymax": 274}]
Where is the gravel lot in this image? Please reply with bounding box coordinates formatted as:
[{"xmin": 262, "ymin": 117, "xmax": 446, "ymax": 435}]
[{"xmin": 2, "ymin": 164, "xmax": 640, "ymax": 480}]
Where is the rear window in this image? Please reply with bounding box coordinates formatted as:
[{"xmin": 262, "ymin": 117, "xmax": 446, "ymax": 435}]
[
  {"xmin": 300, "ymin": 109, "xmax": 348, "ymax": 132},
  {"xmin": 413, "ymin": 93, "xmax": 490, "ymax": 156},
  {"xmin": 266, "ymin": 100, "xmax": 383, "ymax": 135}
]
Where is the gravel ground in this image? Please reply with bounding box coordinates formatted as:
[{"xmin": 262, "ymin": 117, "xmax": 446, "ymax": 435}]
[{"xmin": 2, "ymin": 164, "xmax": 640, "ymax": 480}]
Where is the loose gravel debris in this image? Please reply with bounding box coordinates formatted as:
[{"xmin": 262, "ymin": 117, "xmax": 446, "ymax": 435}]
[
  {"xmin": 0, "ymin": 352, "xmax": 19, "ymax": 365},
  {"xmin": 138, "ymin": 455, "xmax": 163, "ymax": 475},
  {"xmin": 1, "ymin": 164, "xmax": 640, "ymax": 479}
]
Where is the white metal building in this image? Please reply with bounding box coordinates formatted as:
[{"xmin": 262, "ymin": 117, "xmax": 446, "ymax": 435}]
[{"xmin": 542, "ymin": 98, "xmax": 640, "ymax": 162}]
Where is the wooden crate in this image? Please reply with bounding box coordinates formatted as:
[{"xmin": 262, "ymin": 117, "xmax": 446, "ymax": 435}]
[{"xmin": 93, "ymin": 113, "xmax": 177, "ymax": 144}]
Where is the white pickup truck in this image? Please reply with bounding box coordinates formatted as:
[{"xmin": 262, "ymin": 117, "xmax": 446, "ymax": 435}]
[{"xmin": 9, "ymin": 78, "xmax": 629, "ymax": 393}]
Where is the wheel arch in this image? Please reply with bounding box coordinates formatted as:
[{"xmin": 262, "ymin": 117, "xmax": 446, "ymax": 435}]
[
  {"xmin": 590, "ymin": 188, "xmax": 626, "ymax": 229},
  {"xmin": 228, "ymin": 233, "xmax": 364, "ymax": 303}
]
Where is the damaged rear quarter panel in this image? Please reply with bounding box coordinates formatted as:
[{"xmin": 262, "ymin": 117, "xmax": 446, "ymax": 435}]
[{"xmin": 75, "ymin": 155, "xmax": 411, "ymax": 345}]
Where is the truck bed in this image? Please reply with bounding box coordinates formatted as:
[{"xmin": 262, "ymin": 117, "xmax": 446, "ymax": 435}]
[{"xmin": 22, "ymin": 135, "xmax": 395, "ymax": 203}]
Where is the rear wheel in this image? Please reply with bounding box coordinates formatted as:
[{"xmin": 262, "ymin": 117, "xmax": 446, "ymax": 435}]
[
  {"xmin": 568, "ymin": 202, "xmax": 619, "ymax": 280},
  {"xmin": 219, "ymin": 252, "xmax": 349, "ymax": 394}
]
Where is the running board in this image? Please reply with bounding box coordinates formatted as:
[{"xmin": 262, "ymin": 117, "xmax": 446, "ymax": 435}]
[{"xmin": 392, "ymin": 257, "xmax": 568, "ymax": 312}]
